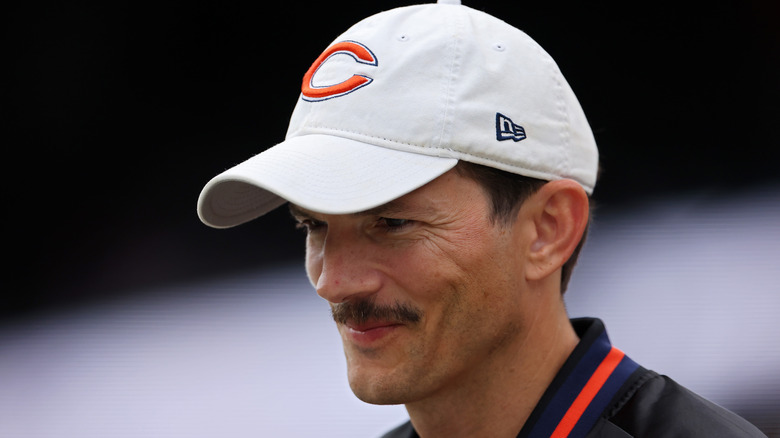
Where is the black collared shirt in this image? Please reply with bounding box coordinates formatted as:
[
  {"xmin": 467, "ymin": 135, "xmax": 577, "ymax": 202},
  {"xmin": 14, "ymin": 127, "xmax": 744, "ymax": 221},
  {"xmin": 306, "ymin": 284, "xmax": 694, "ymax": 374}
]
[{"xmin": 382, "ymin": 318, "xmax": 766, "ymax": 437}]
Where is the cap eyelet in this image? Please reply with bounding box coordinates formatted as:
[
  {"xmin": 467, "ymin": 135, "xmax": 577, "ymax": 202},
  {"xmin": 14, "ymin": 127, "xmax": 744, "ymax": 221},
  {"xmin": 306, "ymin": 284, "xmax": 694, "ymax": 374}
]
[
  {"xmin": 493, "ymin": 42, "xmax": 506, "ymax": 52},
  {"xmin": 398, "ymin": 34, "xmax": 410, "ymax": 42}
]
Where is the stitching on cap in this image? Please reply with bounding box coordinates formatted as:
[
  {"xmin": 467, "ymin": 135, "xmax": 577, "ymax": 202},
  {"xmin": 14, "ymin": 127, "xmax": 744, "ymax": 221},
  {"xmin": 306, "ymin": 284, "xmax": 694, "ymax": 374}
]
[
  {"xmin": 532, "ymin": 42, "xmax": 570, "ymax": 174},
  {"xmin": 437, "ymin": 6, "xmax": 463, "ymax": 150},
  {"xmin": 297, "ymin": 123, "xmax": 592, "ymax": 190},
  {"xmin": 299, "ymin": 124, "xmax": 428, "ymax": 150},
  {"xmin": 297, "ymin": 124, "xmax": 555, "ymax": 175}
]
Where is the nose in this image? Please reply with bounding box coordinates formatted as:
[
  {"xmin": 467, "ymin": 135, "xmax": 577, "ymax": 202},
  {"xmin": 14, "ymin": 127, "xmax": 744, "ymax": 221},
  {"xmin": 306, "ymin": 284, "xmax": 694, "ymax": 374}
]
[{"xmin": 310, "ymin": 227, "xmax": 382, "ymax": 304}]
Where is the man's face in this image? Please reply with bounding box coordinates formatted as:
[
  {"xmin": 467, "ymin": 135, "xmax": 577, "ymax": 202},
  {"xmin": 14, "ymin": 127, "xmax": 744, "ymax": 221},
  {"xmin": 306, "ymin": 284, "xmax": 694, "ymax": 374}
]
[{"xmin": 291, "ymin": 169, "xmax": 535, "ymax": 405}]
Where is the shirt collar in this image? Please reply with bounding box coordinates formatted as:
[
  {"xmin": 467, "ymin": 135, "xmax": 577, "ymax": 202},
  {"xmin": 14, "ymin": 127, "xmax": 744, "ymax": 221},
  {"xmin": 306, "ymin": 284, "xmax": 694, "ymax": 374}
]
[{"xmin": 517, "ymin": 318, "xmax": 641, "ymax": 438}]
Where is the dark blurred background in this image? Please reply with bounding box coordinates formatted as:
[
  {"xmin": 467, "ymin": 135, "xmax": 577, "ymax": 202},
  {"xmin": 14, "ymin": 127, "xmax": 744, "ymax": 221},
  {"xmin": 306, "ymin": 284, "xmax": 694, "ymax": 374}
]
[{"xmin": 5, "ymin": 0, "xmax": 779, "ymax": 319}]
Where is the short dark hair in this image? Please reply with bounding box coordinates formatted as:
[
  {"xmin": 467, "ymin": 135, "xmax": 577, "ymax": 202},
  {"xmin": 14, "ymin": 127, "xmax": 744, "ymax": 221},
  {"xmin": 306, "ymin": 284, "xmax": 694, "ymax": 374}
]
[{"xmin": 454, "ymin": 161, "xmax": 590, "ymax": 294}]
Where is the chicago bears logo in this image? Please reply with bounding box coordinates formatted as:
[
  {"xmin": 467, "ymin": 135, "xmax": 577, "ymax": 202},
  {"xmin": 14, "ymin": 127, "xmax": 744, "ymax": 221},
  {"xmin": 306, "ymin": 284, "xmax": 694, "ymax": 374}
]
[{"xmin": 301, "ymin": 40, "xmax": 378, "ymax": 102}]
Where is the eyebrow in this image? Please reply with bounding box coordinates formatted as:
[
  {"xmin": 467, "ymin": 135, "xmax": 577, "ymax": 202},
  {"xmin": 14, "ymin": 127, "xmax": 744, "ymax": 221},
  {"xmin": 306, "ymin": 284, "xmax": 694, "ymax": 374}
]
[{"xmin": 357, "ymin": 199, "xmax": 418, "ymax": 217}]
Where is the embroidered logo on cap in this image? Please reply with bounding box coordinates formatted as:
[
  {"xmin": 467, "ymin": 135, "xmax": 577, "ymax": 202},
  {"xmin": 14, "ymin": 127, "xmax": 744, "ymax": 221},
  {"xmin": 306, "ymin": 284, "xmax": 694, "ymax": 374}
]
[
  {"xmin": 302, "ymin": 40, "xmax": 378, "ymax": 102},
  {"xmin": 496, "ymin": 113, "xmax": 527, "ymax": 142}
]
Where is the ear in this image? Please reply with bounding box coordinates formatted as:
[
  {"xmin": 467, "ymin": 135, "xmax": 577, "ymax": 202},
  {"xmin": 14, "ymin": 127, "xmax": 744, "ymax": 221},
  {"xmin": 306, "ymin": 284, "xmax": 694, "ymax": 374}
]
[{"xmin": 523, "ymin": 179, "xmax": 590, "ymax": 283}]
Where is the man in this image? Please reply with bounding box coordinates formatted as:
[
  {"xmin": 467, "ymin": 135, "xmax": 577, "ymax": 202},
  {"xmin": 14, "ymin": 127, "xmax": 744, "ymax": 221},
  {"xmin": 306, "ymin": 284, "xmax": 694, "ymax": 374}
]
[{"xmin": 196, "ymin": 1, "xmax": 766, "ymax": 436}]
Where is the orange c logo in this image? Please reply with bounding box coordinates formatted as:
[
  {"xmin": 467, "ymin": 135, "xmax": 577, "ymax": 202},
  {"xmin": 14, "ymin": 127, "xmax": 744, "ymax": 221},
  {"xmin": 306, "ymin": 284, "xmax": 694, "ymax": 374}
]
[{"xmin": 301, "ymin": 40, "xmax": 378, "ymax": 102}]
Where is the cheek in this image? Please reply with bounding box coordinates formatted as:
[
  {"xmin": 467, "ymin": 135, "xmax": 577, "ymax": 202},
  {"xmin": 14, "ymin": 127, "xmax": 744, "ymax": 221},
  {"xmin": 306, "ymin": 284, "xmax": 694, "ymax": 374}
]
[
  {"xmin": 385, "ymin": 243, "xmax": 447, "ymax": 288},
  {"xmin": 383, "ymin": 242, "xmax": 476, "ymax": 323},
  {"xmin": 417, "ymin": 230, "xmax": 522, "ymax": 319}
]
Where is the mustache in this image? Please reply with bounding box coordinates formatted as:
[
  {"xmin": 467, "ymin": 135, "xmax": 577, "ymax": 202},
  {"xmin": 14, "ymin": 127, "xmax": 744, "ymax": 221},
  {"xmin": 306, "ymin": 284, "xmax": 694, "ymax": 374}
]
[{"xmin": 331, "ymin": 298, "xmax": 422, "ymax": 325}]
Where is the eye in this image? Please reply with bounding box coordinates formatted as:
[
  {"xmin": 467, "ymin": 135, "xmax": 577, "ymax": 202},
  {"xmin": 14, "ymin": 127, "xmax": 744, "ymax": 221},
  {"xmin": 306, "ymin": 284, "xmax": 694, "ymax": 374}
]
[{"xmin": 379, "ymin": 217, "xmax": 411, "ymax": 229}]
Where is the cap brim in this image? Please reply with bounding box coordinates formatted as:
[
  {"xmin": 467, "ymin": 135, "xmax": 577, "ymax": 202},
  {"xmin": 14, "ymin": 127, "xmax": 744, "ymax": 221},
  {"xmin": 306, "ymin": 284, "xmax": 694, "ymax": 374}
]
[{"xmin": 197, "ymin": 134, "xmax": 459, "ymax": 228}]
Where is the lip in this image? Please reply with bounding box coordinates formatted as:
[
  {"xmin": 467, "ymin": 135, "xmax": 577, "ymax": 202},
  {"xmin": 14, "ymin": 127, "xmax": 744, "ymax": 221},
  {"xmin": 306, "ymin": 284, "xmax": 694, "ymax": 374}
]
[{"xmin": 344, "ymin": 321, "xmax": 403, "ymax": 346}]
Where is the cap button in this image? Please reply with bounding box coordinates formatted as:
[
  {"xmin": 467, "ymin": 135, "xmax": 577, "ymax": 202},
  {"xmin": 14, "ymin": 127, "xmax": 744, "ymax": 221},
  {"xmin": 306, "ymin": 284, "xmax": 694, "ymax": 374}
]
[{"xmin": 437, "ymin": 0, "xmax": 461, "ymax": 4}]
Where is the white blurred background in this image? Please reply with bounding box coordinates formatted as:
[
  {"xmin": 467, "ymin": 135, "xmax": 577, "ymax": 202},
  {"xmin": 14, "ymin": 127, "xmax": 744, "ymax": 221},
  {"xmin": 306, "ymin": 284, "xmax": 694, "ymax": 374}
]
[{"xmin": 2, "ymin": 186, "xmax": 778, "ymax": 437}]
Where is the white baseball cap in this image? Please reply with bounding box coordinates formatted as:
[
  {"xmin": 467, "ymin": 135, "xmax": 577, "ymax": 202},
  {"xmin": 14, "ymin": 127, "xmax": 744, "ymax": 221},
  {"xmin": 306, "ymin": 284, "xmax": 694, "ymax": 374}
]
[{"xmin": 197, "ymin": 0, "xmax": 599, "ymax": 229}]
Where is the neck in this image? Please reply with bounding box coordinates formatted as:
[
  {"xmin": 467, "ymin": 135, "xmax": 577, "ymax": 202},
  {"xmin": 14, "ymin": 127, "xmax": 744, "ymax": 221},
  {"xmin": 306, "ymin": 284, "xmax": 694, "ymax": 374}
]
[{"xmin": 405, "ymin": 294, "xmax": 578, "ymax": 438}]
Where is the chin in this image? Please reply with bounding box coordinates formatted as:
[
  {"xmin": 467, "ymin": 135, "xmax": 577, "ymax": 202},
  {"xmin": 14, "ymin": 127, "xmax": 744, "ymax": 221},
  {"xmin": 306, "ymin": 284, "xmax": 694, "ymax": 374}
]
[
  {"xmin": 350, "ymin": 385, "xmax": 409, "ymax": 406},
  {"xmin": 347, "ymin": 368, "xmax": 417, "ymax": 406}
]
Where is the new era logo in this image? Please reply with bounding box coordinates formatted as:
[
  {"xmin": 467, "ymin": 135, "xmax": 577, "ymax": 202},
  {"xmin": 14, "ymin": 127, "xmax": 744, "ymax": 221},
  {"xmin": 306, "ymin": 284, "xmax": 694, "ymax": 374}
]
[{"xmin": 496, "ymin": 113, "xmax": 526, "ymax": 142}]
